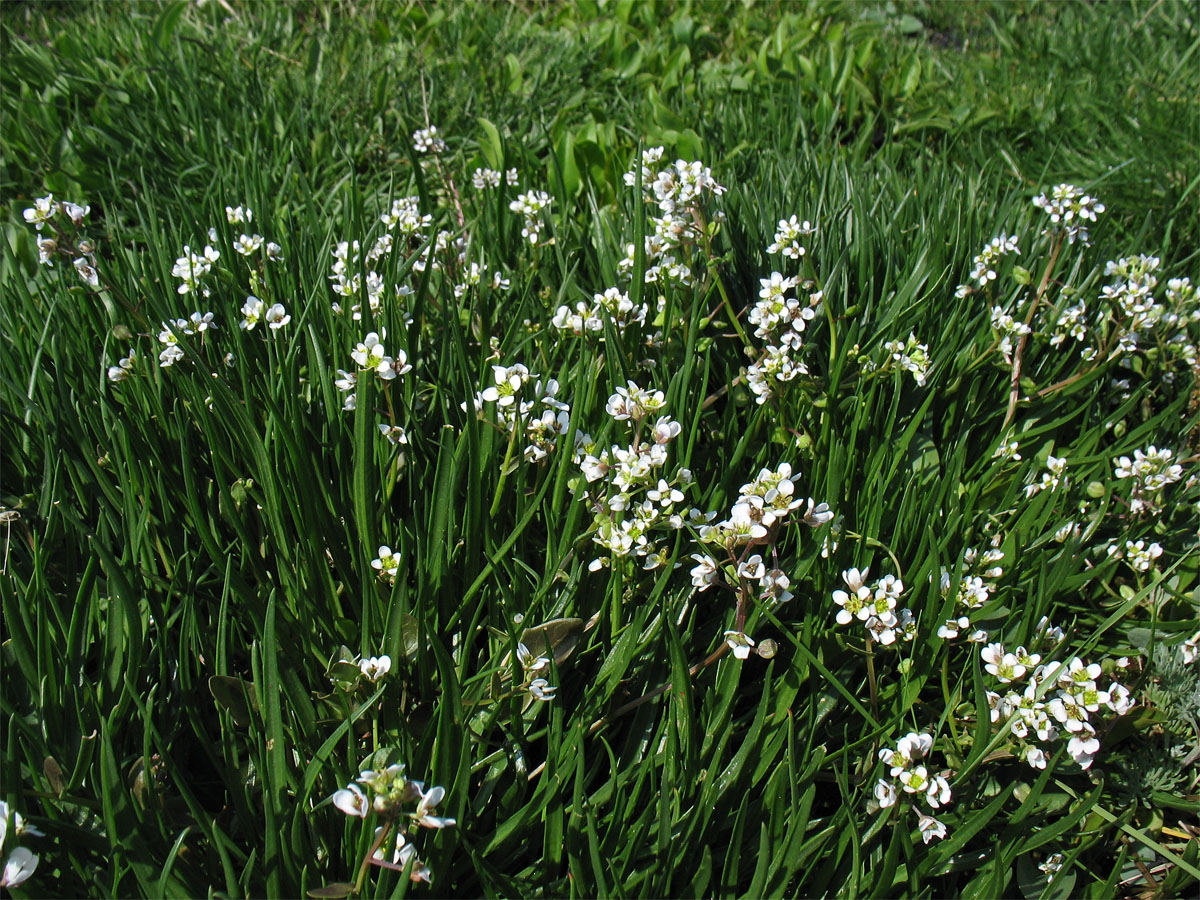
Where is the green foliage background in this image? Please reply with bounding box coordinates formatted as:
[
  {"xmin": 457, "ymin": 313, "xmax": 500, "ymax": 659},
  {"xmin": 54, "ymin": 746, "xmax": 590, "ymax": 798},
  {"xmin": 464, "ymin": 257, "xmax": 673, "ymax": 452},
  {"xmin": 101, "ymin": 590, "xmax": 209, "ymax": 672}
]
[{"xmin": 2, "ymin": 1, "xmax": 1198, "ymax": 898}]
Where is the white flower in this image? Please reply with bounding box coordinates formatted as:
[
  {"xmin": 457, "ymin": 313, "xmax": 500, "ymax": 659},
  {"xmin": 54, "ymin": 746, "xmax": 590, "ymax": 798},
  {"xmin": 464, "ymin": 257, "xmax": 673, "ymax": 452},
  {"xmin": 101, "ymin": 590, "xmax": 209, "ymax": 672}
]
[
  {"xmin": 1, "ymin": 847, "xmax": 38, "ymax": 889},
  {"xmin": 994, "ymin": 440, "xmax": 1021, "ymax": 461},
  {"xmin": 233, "ymin": 233, "xmax": 264, "ymax": 255},
  {"xmin": 1038, "ymin": 852, "xmax": 1065, "ymax": 876},
  {"xmin": 1066, "ymin": 731, "xmax": 1101, "ymax": 768},
  {"xmin": 158, "ymin": 343, "xmax": 185, "ymax": 368},
  {"xmin": 737, "ymin": 555, "xmax": 766, "ymax": 582},
  {"xmin": 74, "ymin": 256, "xmax": 99, "ymax": 288},
  {"xmin": 925, "ymin": 775, "xmax": 952, "ymax": 809},
  {"xmin": 352, "ymin": 332, "xmax": 403, "ymax": 380},
  {"xmin": 36, "ymin": 237, "xmax": 56, "ymax": 265},
  {"xmin": 898, "ymin": 765, "xmax": 930, "ymax": 795},
  {"xmin": 62, "ymin": 201, "xmax": 90, "ymax": 224},
  {"xmin": 724, "ymin": 503, "xmax": 768, "ymax": 546},
  {"xmin": 1022, "ymin": 746, "xmax": 1048, "ymax": 769},
  {"xmin": 874, "ymin": 778, "xmax": 898, "ymax": 809},
  {"xmin": 359, "ymin": 656, "xmax": 391, "ymax": 682},
  {"xmin": 413, "ymin": 784, "xmax": 456, "ymax": 829},
  {"xmin": 240, "ymin": 295, "xmax": 265, "ymax": 330},
  {"xmin": 761, "ymin": 569, "xmax": 793, "ymax": 607},
  {"xmin": 724, "ymin": 630, "xmax": 756, "ymax": 659},
  {"xmin": 982, "ymin": 643, "xmax": 1026, "ymax": 682},
  {"xmin": 379, "ymin": 424, "xmax": 408, "ymax": 445},
  {"xmin": 917, "ymin": 814, "xmax": 947, "ymax": 844},
  {"xmin": 334, "ymin": 369, "xmax": 356, "ymax": 392},
  {"xmin": 528, "ymin": 678, "xmax": 557, "ymax": 701},
  {"xmin": 331, "ymin": 783, "xmax": 370, "ymax": 817},
  {"xmin": 832, "ymin": 567, "xmax": 872, "ymax": 626},
  {"xmin": 225, "ymin": 205, "xmax": 253, "ymax": 225},
  {"xmin": 372, "ymin": 546, "xmax": 400, "ymax": 584},
  {"xmin": 23, "ymin": 194, "xmax": 56, "ymax": 230},
  {"xmin": 516, "ymin": 643, "xmax": 549, "ymax": 674},
  {"xmin": 482, "ymin": 363, "xmax": 531, "ymax": 406},
  {"xmin": 264, "ymin": 303, "xmax": 290, "ymax": 329},
  {"xmin": 107, "ymin": 351, "xmax": 136, "ymax": 383},
  {"xmin": 689, "ymin": 554, "xmax": 719, "ymax": 591}
]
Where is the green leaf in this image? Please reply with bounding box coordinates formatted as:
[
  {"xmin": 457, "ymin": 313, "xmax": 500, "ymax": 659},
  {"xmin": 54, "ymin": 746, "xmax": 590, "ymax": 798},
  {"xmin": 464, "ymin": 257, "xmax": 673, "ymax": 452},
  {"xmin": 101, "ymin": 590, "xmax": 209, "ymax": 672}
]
[
  {"xmin": 150, "ymin": 1, "xmax": 188, "ymax": 51},
  {"xmin": 306, "ymin": 883, "xmax": 355, "ymax": 899},
  {"xmin": 519, "ymin": 618, "xmax": 584, "ymax": 665},
  {"xmin": 208, "ymin": 676, "xmax": 259, "ymax": 728},
  {"xmin": 478, "ymin": 117, "xmax": 504, "ymax": 170}
]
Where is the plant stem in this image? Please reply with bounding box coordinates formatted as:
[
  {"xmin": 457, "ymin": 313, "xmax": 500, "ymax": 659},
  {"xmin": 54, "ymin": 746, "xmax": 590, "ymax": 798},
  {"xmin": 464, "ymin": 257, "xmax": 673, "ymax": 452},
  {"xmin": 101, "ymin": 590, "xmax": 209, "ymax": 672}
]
[
  {"xmin": 353, "ymin": 821, "xmax": 392, "ymax": 896},
  {"xmin": 489, "ymin": 421, "xmax": 520, "ymax": 518},
  {"xmin": 1002, "ymin": 232, "xmax": 1064, "ymax": 430}
]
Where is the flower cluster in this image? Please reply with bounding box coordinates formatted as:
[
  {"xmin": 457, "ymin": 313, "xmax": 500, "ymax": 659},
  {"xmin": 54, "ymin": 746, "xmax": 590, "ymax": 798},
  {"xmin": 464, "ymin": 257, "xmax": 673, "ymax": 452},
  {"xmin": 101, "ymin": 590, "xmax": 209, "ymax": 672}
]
[
  {"xmin": 878, "ymin": 333, "xmax": 931, "ymax": 386},
  {"xmin": 411, "ymin": 125, "xmax": 445, "ymax": 154},
  {"xmin": 1105, "ymin": 538, "xmax": 1163, "ymax": 573},
  {"xmin": 1033, "ymin": 183, "xmax": 1106, "ymax": 245},
  {"xmin": 380, "ymin": 196, "xmax": 433, "ymax": 237},
  {"xmin": 937, "ymin": 546, "xmax": 1005, "ymax": 641},
  {"xmin": 694, "ymin": 463, "xmax": 830, "ymax": 654},
  {"xmin": 742, "ymin": 217, "xmax": 823, "ymax": 404},
  {"xmin": 471, "ymin": 167, "xmax": 518, "ymax": 190},
  {"xmin": 1023, "ymin": 454, "xmax": 1068, "ymax": 498},
  {"xmin": 1088, "ymin": 257, "xmax": 1200, "ymax": 370},
  {"xmin": 625, "ymin": 148, "xmax": 725, "ymax": 217},
  {"xmin": 1113, "ymin": 445, "xmax": 1184, "ymax": 513},
  {"xmin": 699, "ymin": 463, "xmax": 831, "ymax": 552},
  {"xmin": 509, "ymin": 190, "xmax": 553, "ymax": 246},
  {"xmin": 351, "ymin": 330, "xmax": 412, "ymax": 381},
  {"xmin": 172, "ymin": 244, "xmax": 221, "ymax": 296},
  {"xmin": 831, "ymin": 567, "xmax": 916, "ymax": 646},
  {"xmin": 990, "ymin": 304, "xmax": 1032, "ymax": 358},
  {"xmin": 551, "ymin": 286, "xmax": 649, "ymax": 337},
  {"xmin": 873, "ymin": 733, "xmax": 952, "ymax": 844},
  {"xmin": 224, "ymin": 204, "xmax": 281, "ymax": 259},
  {"xmin": 573, "ymin": 381, "xmax": 696, "ymax": 572},
  {"xmin": 968, "ymin": 232, "xmax": 1020, "ymax": 289},
  {"xmin": 618, "ymin": 147, "xmax": 725, "ymax": 285},
  {"xmin": 984, "ymin": 629, "xmax": 1133, "ymax": 769},
  {"xmin": 0, "ymin": 801, "xmax": 41, "ymax": 890},
  {"xmin": 22, "ymin": 193, "xmax": 99, "ymax": 287},
  {"xmin": 157, "ymin": 312, "xmax": 216, "ymax": 368},
  {"xmin": 452, "ymin": 259, "xmax": 511, "ymax": 299},
  {"xmin": 238, "ymin": 295, "xmax": 290, "ymax": 331},
  {"xmin": 516, "ymin": 643, "xmax": 557, "ymax": 701},
  {"xmin": 766, "ymin": 215, "xmax": 815, "ymax": 260},
  {"xmin": 743, "ymin": 271, "xmax": 823, "ymax": 404},
  {"xmin": 330, "ymin": 755, "xmax": 455, "ymax": 884},
  {"xmin": 467, "ymin": 363, "xmax": 572, "ymax": 463},
  {"xmin": 327, "ymin": 197, "xmax": 437, "ymax": 318}
]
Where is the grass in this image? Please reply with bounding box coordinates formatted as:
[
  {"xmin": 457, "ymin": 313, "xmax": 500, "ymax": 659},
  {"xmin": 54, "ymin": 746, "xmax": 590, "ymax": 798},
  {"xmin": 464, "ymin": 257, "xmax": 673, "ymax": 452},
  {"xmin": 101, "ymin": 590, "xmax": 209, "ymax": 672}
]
[{"xmin": 1, "ymin": 1, "xmax": 1198, "ymax": 898}]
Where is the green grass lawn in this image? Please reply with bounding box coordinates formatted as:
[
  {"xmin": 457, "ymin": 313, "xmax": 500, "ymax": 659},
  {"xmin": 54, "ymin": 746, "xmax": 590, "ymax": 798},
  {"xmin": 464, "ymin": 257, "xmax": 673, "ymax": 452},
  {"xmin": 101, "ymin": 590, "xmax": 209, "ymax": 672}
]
[{"xmin": 2, "ymin": 1, "xmax": 1198, "ymax": 897}]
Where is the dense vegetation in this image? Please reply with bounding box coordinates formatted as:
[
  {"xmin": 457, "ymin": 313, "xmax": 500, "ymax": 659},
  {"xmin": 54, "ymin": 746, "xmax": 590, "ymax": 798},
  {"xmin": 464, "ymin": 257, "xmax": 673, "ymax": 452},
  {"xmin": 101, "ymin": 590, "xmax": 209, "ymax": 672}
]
[{"xmin": 2, "ymin": 1, "xmax": 1198, "ymax": 897}]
